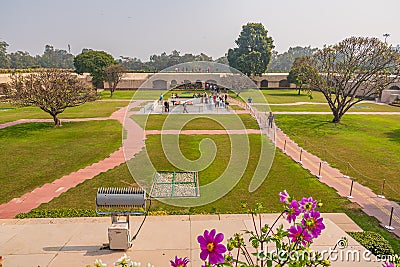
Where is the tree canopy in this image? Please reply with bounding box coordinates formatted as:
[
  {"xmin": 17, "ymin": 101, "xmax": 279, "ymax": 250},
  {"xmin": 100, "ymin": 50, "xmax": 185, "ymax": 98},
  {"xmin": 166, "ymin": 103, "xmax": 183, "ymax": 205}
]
[
  {"xmin": 73, "ymin": 50, "xmax": 116, "ymax": 88},
  {"xmin": 104, "ymin": 64, "xmax": 127, "ymax": 97},
  {"xmin": 227, "ymin": 23, "xmax": 274, "ymax": 76},
  {"xmin": 269, "ymin": 46, "xmax": 317, "ymax": 72},
  {"xmin": 287, "ymin": 56, "xmax": 316, "ymax": 95},
  {"xmin": 5, "ymin": 69, "xmax": 98, "ymax": 126},
  {"xmin": 302, "ymin": 37, "xmax": 400, "ymax": 123},
  {"xmin": 38, "ymin": 45, "xmax": 74, "ymax": 68}
]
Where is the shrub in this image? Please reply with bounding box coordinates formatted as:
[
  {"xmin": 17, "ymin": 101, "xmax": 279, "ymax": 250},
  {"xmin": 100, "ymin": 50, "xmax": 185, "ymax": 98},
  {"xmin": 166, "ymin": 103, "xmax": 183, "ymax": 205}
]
[
  {"xmin": 15, "ymin": 208, "xmax": 102, "ymax": 218},
  {"xmin": 349, "ymin": 231, "xmax": 394, "ymax": 256}
]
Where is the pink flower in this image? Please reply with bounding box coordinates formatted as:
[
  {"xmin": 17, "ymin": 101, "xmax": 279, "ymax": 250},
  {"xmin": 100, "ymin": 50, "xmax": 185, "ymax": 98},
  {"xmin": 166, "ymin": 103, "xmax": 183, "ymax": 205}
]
[
  {"xmin": 302, "ymin": 210, "xmax": 325, "ymax": 238},
  {"xmin": 299, "ymin": 197, "xmax": 317, "ymax": 214},
  {"xmin": 288, "ymin": 225, "xmax": 313, "ymax": 247},
  {"xmin": 382, "ymin": 263, "xmax": 395, "ymax": 267},
  {"xmin": 286, "ymin": 200, "xmax": 300, "ymax": 223},
  {"xmin": 279, "ymin": 190, "xmax": 290, "ymax": 204},
  {"xmin": 170, "ymin": 256, "xmax": 189, "ymax": 267},
  {"xmin": 197, "ymin": 229, "xmax": 226, "ymax": 264}
]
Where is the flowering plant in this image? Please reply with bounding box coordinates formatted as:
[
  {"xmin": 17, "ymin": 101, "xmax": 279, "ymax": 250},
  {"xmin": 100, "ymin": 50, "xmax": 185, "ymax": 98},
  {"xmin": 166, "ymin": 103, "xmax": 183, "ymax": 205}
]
[{"xmin": 190, "ymin": 191, "xmax": 331, "ymax": 267}]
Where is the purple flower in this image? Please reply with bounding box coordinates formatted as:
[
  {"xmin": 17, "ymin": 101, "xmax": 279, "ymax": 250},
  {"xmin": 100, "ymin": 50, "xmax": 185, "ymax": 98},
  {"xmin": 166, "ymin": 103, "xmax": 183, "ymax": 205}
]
[
  {"xmin": 170, "ymin": 256, "xmax": 189, "ymax": 267},
  {"xmin": 197, "ymin": 229, "xmax": 227, "ymax": 264},
  {"xmin": 288, "ymin": 225, "xmax": 313, "ymax": 247},
  {"xmin": 286, "ymin": 200, "xmax": 301, "ymax": 223},
  {"xmin": 279, "ymin": 190, "xmax": 290, "ymax": 204},
  {"xmin": 299, "ymin": 197, "xmax": 317, "ymax": 214},
  {"xmin": 302, "ymin": 210, "xmax": 325, "ymax": 238},
  {"xmin": 382, "ymin": 263, "xmax": 395, "ymax": 267}
]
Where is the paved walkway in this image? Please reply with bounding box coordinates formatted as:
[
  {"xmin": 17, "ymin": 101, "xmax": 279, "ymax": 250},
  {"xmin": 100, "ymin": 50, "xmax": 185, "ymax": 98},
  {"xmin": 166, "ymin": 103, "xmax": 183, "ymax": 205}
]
[
  {"xmin": 0, "ymin": 101, "xmax": 146, "ymax": 219},
  {"xmin": 0, "ymin": 214, "xmax": 373, "ymax": 267}
]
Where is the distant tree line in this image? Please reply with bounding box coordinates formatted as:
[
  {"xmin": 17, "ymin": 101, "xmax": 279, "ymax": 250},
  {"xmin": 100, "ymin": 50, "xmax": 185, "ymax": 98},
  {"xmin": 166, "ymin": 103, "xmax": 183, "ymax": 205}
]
[
  {"xmin": 0, "ymin": 42, "xmax": 75, "ymax": 69},
  {"xmin": 0, "ymin": 39, "xmax": 322, "ymax": 73}
]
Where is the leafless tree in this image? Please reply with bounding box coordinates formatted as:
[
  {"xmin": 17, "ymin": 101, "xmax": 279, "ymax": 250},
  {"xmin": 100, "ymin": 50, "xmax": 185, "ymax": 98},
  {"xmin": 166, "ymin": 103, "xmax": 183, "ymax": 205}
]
[
  {"xmin": 5, "ymin": 69, "xmax": 98, "ymax": 126},
  {"xmin": 305, "ymin": 37, "xmax": 400, "ymax": 123},
  {"xmin": 104, "ymin": 64, "xmax": 127, "ymax": 98}
]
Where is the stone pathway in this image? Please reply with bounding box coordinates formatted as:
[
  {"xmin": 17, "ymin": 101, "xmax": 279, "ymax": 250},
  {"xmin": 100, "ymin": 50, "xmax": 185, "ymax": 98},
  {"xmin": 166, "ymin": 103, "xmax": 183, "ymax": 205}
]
[
  {"xmin": 0, "ymin": 214, "xmax": 370, "ymax": 267},
  {"xmin": 0, "ymin": 101, "xmax": 146, "ymax": 219}
]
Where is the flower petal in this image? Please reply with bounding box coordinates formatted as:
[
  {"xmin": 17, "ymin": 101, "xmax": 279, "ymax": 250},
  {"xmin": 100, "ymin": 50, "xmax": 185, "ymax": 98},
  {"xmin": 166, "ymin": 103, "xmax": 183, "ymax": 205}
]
[
  {"xmin": 197, "ymin": 235, "xmax": 206, "ymax": 245},
  {"xmin": 208, "ymin": 229, "xmax": 216, "ymax": 241},
  {"xmin": 214, "ymin": 243, "xmax": 227, "ymax": 253},
  {"xmin": 214, "ymin": 233, "xmax": 224, "ymax": 243},
  {"xmin": 200, "ymin": 250, "xmax": 209, "ymax": 261}
]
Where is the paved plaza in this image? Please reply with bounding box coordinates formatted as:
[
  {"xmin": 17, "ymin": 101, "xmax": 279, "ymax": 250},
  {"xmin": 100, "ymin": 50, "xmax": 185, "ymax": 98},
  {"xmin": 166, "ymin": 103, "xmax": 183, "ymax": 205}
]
[{"xmin": 0, "ymin": 213, "xmax": 382, "ymax": 267}]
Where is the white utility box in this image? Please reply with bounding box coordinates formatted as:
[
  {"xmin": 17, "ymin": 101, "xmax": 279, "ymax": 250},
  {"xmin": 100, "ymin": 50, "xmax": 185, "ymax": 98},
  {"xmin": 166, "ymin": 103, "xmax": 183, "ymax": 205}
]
[{"xmin": 108, "ymin": 222, "xmax": 131, "ymax": 250}]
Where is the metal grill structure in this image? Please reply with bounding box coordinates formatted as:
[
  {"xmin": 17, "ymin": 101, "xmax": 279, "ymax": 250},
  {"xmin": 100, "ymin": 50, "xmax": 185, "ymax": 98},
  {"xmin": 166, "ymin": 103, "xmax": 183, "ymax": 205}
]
[
  {"xmin": 150, "ymin": 171, "xmax": 199, "ymax": 198},
  {"xmin": 96, "ymin": 187, "xmax": 146, "ymax": 215}
]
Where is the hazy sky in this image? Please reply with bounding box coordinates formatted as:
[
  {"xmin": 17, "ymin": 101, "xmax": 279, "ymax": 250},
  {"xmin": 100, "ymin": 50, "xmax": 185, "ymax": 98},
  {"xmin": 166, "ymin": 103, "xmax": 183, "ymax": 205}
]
[{"xmin": 1, "ymin": 0, "xmax": 399, "ymax": 60}]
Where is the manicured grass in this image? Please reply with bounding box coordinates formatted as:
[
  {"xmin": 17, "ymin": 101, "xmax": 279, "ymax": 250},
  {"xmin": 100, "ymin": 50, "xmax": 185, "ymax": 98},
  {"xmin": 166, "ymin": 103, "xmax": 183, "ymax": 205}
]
[
  {"xmin": 252, "ymin": 103, "xmax": 400, "ymax": 113},
  {"xmin": 0, "ymin": 120, "xmax": 122, "ymax": 204},
  {"xmin": 275, "ymin": 115, "xmax": 400, "ymax": 201},
  {"xmin": 100, "ymin": 90, "xmax": 136, "ymax": 99},
  {"xmin": 36, "ymin": 134, "xmax": 351, "ymax": 214},
  {"xmin": 0, "ymin": 101, "xmax": 128, "ymax": 124},
  {"xmin": 131, "ymin": 114, "xmax": 260, "ymax": 130},
  {"xmin": 261, "ymin": 89, "xmax": 327, "ymax": 104}
]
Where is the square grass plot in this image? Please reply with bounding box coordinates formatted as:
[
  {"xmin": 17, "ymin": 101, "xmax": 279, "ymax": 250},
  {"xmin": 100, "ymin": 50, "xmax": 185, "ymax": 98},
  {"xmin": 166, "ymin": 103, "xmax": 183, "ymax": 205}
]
[{"xmin": 150, "ymin": 171, "xmax": 199, "ymax": 198}]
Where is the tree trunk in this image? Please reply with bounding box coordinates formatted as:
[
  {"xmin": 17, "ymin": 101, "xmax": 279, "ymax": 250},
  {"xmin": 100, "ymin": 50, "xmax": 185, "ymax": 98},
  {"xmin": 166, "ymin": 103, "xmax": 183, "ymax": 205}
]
[
  {"xmin": 332, "ymin": 113, "xmax": 341, "ymax": 123},
  {"xmin": 110, "ymin": 89, "xmax": 114, "ymax": 98},
  {"xmin": 298, "ymin": 87, "xmax": 301, "ymax": 95},
  {"xmin": 52, "ymin": 114, "xmax": 62, "ymax": 126}
]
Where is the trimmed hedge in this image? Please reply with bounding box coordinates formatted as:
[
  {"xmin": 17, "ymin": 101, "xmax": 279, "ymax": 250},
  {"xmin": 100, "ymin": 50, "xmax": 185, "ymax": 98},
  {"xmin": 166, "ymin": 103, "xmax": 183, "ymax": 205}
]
[
  {"xmin": 349, "ymin": 231, "xmax": 394, "ymax": 256},
  {"xmin": 15, "ymin": 208, "xmax": 102, "ymax": 219}
]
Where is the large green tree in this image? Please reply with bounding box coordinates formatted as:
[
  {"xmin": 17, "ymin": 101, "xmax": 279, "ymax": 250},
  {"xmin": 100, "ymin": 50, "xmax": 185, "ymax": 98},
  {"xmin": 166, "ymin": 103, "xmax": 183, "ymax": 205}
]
[
  {"xmin": 73, "ymin": 50, "xmax": 115, "ymax": 88},
  {"xmin": 5, "ymin": 69, "xmax": 98, "ymax": 126},
  {"xmin": 302, "ymin": 37, "xmax": 400, "ymax": 123},
  {"xmin": 227, "ymin": 23, "xmax": 274, "ymax": 76}
]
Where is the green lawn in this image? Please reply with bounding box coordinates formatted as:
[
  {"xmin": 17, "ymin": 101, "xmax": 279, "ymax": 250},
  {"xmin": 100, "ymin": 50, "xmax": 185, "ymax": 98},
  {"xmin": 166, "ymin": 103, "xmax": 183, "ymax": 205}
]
[
  {"xmin": 131, "ymin": 114, "xmax": 260, "ymax": 130},
  {"xmin": 0, "ymin": 120, "xmax": 122, "ymax": 204},
  {"xmin": 275, "ymin": 115, "xmax": 400, "ymax": 201},
  {"xmin": 100, "ymin": 90, "xmax": 136, "ymax": 99},
  {"xmin": 0, "ymin": 101, "xmax": 128, "ymax": 124},
  {"xmin": 261, "ymin": 89, "xmax": 327, "ymax": 104},
  {"xmin": 253, "ymin": 103, "xmax": 400, "ymax": 113}
]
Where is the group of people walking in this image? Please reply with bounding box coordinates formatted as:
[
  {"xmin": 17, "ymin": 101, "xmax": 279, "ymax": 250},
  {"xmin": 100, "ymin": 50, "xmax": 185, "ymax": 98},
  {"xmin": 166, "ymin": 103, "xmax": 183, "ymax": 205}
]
[{"xmin": 159, "ymin": 92, "xmax": 275, "ymax": 127}]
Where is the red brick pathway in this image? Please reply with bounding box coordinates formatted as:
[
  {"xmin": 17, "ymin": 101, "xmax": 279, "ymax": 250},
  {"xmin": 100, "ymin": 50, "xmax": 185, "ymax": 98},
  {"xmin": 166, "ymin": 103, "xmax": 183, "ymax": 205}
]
[{"xmin": 0, "ymin": 101, "xmax": 146, "ymax": 218}]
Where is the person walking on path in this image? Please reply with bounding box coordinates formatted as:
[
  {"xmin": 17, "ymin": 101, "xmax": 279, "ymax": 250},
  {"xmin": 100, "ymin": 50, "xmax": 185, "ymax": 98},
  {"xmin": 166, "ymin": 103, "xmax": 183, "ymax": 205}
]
[
  {"xmin": 164, "ymin": 101, "xmax": 170, "ymax": 113},
  {"xmin": 267, "ymin": 111, "xmax": 274, "ymax": 128},
  {"xmin": 183, "ymin": 101, "xmax": 189, "ymax": 113}
]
